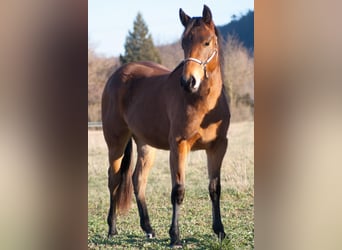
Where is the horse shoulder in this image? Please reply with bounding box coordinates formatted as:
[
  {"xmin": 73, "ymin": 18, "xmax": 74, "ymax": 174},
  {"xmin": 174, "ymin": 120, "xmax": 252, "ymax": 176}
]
[{"xmin": 197, "ymin": 92, "xmax": 230, "ymax": 145}]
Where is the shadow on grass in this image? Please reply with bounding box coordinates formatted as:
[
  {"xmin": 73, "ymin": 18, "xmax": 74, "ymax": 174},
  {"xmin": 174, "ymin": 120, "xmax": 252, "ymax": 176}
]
[
  {"xmin": 89, "ymin": 233, "xmax": 234, "ymax": 250},
  {"xmin": 182, "ymin": 234, "xmax": 234, "ymax": 250},
  {"xmin": 90, "ymin": 233, "xmax": 169, "ymax": 249}
]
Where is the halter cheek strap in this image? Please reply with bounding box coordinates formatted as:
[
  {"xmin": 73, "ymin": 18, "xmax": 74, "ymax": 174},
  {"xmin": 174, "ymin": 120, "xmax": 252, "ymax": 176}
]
[{"xmin": 183, "ymin": 49, "xmax": 217, "ymax": 78}]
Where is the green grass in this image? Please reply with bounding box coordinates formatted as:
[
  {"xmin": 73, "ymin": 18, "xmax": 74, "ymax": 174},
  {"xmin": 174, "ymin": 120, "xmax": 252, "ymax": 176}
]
[{"xmin": 88, "ymin": 121, "xmax": 254, "ymax": 249}]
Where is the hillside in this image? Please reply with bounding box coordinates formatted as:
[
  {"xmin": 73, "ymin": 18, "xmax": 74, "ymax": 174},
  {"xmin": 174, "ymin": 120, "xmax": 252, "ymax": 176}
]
[{"xmin": 217, "ymin": 10, "xmax": 254, "ymax": 52}]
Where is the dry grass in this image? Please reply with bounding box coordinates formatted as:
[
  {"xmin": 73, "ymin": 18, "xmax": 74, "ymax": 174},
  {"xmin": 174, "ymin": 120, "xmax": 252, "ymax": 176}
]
[{"xmin": 88, "ymin": 121, "xmax": 253, "ymax": 189}]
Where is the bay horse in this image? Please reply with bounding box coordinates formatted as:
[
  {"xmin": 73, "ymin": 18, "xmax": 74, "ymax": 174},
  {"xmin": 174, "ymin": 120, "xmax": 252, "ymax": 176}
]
[{"xmin": 102, "ymin": 5, "xmax": 230, "ymax": 247}]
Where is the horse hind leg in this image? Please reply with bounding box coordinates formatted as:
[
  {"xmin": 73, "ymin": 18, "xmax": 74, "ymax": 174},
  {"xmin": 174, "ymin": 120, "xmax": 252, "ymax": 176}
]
[
  {"xmin": 107, "ymin": 136, "xmax": 134, "ymax": 237},
  {"xmin": 132, "ymin": 141, "xmax": 156, "ymax": 238}
]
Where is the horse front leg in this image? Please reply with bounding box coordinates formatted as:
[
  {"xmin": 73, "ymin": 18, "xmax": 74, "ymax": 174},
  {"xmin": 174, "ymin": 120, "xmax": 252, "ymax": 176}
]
[
  {"xmin": 169, "ymin": 139, "xmax": 189, "ymax": 247},
  {"xmin": 206, "ymin": 137, "xmax": 228, "ymax": 241}
]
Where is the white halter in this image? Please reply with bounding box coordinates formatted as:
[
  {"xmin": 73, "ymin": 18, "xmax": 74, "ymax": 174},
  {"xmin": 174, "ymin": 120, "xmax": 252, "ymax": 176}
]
[{"xmin": 183, "ymin": 49, "xmax": 217, "ymax": 78}]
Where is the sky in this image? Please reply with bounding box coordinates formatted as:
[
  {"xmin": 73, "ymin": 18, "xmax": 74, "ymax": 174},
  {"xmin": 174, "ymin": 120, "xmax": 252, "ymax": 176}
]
[{"xmin": 88, "ymin": 0, "xmax": 254, "ymax": 57}]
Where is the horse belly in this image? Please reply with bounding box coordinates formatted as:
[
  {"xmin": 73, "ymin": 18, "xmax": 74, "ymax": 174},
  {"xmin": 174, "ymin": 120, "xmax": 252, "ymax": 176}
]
[
  {"xmin": 132, "ymin": 127, "xmax": 170, "ymax": 150},
  {"xmin": 138, "ymin": 134, "xmax": 170, "ymax": 150},
  {"xmin": 125, "ymin": 111, "xmax": 170, "ymax": 150}
]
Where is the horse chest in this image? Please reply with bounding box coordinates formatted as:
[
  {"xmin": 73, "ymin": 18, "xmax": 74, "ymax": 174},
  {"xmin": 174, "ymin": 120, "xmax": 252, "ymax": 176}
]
[
  {"xmin": 183, "ymin": 105, "xmax": 227, "ymax": 149},
  {"xmin": 177, "ymin": 118, "xmax": 223, "ymax": 150},
  {"xmin": 199, "ymin": 120, "xmax": 223, "ymax": 143}
]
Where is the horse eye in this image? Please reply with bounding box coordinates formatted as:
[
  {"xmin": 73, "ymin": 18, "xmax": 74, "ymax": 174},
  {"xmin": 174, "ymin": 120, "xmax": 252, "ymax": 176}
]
[{"xmin": 204, "ymin": 41, "xmax": 210, "ymax": 46}]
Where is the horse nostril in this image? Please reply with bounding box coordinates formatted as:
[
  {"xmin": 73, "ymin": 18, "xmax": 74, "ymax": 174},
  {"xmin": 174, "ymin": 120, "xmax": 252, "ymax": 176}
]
[
  {"xmin": 180, "ymin": 75, "xmax": 197, "ymax": 92},
  {"xmin": 189, "ymin": 75, "xmax": 196, "ymax": 88},
  {"xmin": 180, "ymin": 76, "xmax": 187, "ymax": 88}
]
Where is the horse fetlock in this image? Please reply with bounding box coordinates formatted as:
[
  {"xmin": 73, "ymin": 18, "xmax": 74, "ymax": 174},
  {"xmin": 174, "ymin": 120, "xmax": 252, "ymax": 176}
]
[
  {"xmin": 213, "ymin": 222, "xmax": 225, "ymax": 237},
  {"xmin": 218, "ymin": 231, "xmax": 226, "ymax": 242},
  {"xmin": 107, "ymin": 210, "xmax": 118, "ymax": 237},
  {"xmin": 169, "ymin": 227, "xmax": 181, "ymax": 248},
  {"xmin": 146, "ymin": 232, "xmax": 155, "ymax": 239},
  {"xmin": 170, "ymin": 240, "xmax": 183, "ymax": 248},
  {"xmin": 141, "ymin": 221, "xmax": 154, "ymax": 236},
  {"xmin": 108, "ymin": 227, "xmax": 118, "ymax": 237}
]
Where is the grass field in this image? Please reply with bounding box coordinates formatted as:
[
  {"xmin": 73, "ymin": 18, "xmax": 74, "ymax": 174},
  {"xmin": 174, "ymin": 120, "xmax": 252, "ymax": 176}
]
[{"xmin": 88, "ymin": 121, "xmax": 254, "ymax": 249}]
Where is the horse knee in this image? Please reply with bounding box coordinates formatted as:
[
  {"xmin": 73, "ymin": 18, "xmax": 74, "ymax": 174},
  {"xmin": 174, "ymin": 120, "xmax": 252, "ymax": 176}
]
[
  {"xmin": 171, "ymin": 184, "xmax": 185, "ymax": 205},
  {"xmin": 209, "ymin": 178, "xmax": 221, "ymax": 200}
]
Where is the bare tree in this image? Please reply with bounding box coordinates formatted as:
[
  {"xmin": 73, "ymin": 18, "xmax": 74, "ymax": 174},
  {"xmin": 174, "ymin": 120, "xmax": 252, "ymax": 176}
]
[
  {"xmin": 223, "ymin": 35, "xmax": 254, "ymax": 121},
  {"xmin": 88, "ymin": 47, "xmax": 119, "ymax": 121}
]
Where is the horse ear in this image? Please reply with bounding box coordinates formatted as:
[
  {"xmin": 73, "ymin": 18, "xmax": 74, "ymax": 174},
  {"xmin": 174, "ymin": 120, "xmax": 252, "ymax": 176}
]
[
  {"xmin": 202, "ymin": 5, "xmax": 212, "ymax": 24},
  {"xmin": 179, "ymin": 8, "xmax": 190, "ymax": 27}
]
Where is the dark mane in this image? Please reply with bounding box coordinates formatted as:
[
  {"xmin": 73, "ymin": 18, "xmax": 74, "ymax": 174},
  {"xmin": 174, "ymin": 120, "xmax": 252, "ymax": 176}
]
[
  {"xmin": 214, "ymin": 26, "xmax": 229, "ymax": 102},
  {"xmin": 170, "ymin": 61, "xmax": 185, "ymax": 76},
  {"xmin": 214, "ymin": 26, "xmax": 225, "ymax": 87},
  {"xmin": 182, "ymin": 17, "xmax": 202, "ymax": 38}
]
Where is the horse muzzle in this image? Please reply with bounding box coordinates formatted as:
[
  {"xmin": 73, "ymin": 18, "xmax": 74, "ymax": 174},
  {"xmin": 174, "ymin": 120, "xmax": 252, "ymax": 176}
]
[{"xmin": 180, "ymin": 75, "xmax": 199, "ymax": 93}]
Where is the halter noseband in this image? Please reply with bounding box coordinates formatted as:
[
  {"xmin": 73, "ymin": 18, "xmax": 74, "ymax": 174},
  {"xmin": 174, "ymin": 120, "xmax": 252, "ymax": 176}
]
[{"xmin": 183, "ymin": 49, "xmax": 217, "ymax": 78}]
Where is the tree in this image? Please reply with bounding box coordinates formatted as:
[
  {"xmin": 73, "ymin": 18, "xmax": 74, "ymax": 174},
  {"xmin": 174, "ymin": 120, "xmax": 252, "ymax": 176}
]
[{"xmin": 120, "ymin": 13, "xmax": 161, "ymax": 64}]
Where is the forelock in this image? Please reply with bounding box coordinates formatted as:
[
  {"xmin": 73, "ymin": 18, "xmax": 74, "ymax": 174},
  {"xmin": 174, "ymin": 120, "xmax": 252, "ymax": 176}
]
[{"xmin": 182, "ymin": 17, "xmax": 202, "ymax": 38}]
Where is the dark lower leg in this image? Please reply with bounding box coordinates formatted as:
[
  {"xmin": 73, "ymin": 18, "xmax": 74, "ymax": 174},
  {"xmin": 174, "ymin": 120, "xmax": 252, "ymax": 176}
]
[
  {"xmin": 107, "ymin": 198, "xmax": 118, "ymax": 237},
  {"xmin": 132, "ymin": 143, "xmax": 155, "ymax": 238},
  {"xmin": 169, "ymin": 184, "xmax": 185, "ymax": 246},
  {"xmin": 107, "ymin": 168, "xmax": 119, "ymax": 237},
  {"xmin": 135, "ymin": 197, "xmax": 154, "ymax": 237},
  {"xmin": 209, "ymin": 177, "xmax": 225, "ymax": 239},
  {"xmin": 106, "ymin": 137, "xmax": 131, "ymax": 238}
]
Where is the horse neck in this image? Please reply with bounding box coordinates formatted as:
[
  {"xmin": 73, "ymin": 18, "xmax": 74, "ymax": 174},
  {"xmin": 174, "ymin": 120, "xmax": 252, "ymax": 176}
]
[{"xmin": 197, "ymin": 66, "xmax": 223, "ymax": 111}]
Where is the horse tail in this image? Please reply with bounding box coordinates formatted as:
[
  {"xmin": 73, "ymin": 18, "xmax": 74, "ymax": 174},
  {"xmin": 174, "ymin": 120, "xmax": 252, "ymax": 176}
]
[{"xmin": 115, "ymin": 138, "xmax": 134, "ymax": 214}]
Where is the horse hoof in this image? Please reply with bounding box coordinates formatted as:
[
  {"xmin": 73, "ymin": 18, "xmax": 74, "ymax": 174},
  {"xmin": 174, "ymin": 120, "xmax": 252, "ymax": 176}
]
[
  {"xmin": 170, "ymin": 240, "xmax": 182, "ymax": 248},
  {"xmin": 218, "ymin": 232, "xmax": 226, "ymax": 241},
  {"xmin": 107, "ymin": 230, "xmax": 118, "ymax": 238},
  {"xmin": 170, "ymin": 244, "xmax": 182, "ymax": 249},
  {"xmin": 146, "ymin": 233, "xmax": 155, "ymax": 239}
]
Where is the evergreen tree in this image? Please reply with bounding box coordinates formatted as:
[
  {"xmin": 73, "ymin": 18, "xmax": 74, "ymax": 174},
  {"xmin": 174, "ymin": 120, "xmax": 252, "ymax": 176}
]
[{"xmin": 120, "ymin": 13, "xmax": 161, "ymax": 64}]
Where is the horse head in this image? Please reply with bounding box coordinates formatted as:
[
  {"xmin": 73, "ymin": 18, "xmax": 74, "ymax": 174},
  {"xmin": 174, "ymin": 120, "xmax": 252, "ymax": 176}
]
[{"xmin": 179, "ymin": 5, "xmax": 219, "ymax": 93}]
